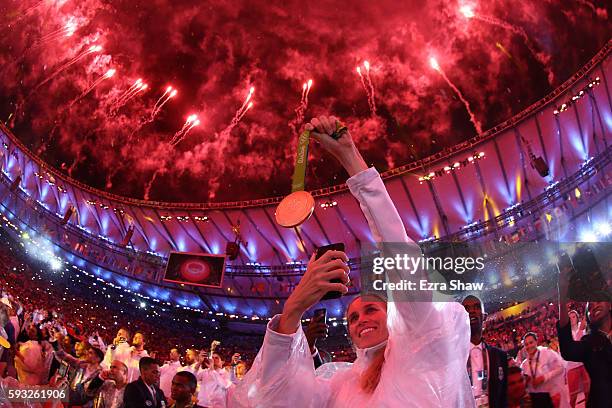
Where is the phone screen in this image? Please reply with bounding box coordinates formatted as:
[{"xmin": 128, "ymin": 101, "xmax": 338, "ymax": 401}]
[{"xmin": 58, "ymin": 361, "xmax": 70, "ymax": 378}]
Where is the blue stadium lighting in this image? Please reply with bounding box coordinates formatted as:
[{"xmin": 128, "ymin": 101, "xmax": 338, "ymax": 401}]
[
  {"xmin": 595, "ymin": 221, "xmax": 611, "ymax": 237},
  {"xmin": 545, "ymin": 181, "xmax": 559, "ymax": 191},
  {"xmin": 50, "ymin": 258, "xmax": 63, "ymax": 270},
  {"xmin": 579, "ymin": 230, "xmax": 598, "ymax": 242}
]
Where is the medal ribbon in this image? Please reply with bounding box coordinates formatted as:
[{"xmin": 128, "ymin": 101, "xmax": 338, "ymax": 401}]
[{"xmin": 290, "ymin": 122, "xmax": 348, "ymax": 193}]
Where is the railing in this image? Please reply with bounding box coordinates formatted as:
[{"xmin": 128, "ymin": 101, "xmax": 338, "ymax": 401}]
[
  {"xmin": 1, "ymin": 143, "xmax": 608, "ymax": 280},
  {"xmin": 0, "ymin": 41, "xmax": 608, "ymax": 210}
]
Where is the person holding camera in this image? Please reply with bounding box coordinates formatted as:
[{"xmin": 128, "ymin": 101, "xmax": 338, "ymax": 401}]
[
  {"xmin": 228, "ymin": 115, "xmax": 472, "ymax": 407},
  {"xmin": 194, "ymin": 351, "xmax": 231, "ymax": 407},
  {"xmin": 102, "ymin": 328, "xmax": 132, "ymax": 370},
  {"xmin": 126, "ymin": 332, "xmax": 150, "ymax": 383},
  {"xmin": 84, "ymin": 359, "xmax": 129, "ymax": 408},
  {"xmin": 557, "ymin": 261, "xmax": 611, "ymax": 408},
  {"xmin": 304, "ymin": 312, "xmax": 329, "ymax": 369}
]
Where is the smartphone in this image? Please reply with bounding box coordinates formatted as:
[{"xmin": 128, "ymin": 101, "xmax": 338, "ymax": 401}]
[
  {"xmin": 316, "ymin": 243, "xmax": 346, "ymax": 300},
  {"xmin": 313, "ymin": 308, "xmax": 327, "ymax": 325},
  {"xmin": 57, "ymin": 361, "xmax": 70, "ymax": 378}
]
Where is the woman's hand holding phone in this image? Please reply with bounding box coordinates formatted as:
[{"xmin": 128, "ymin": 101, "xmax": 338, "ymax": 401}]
[{"xmin": 278, "ymin": 251, "xmax": 349, "ymax": 335}]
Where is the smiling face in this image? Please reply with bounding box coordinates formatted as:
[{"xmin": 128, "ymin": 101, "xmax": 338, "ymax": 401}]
[
  {"xmin": 346, "ymin": 297, "xmax": 389, "ymax": 349},
  {"xmin": 568, "ymin": 311, "xmax": 579, "ymax": 326},
  {"xmin": 132, "ymin": 332, "xmax": 145, "ymax": 347},
  {"xmin": 587, "ymin": 301, "xmax": 611, "ymax": 326},
  {"xmin": 523, "ymin": 334, "xmax": 538, "ymax": 356},
  {"xmin": 462, "ymin": 296, "xmax": 484, "ymax": 339}
]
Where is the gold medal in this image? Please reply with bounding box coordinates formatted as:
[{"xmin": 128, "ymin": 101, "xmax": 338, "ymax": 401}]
[
  {"xmin": 275, "ymin": 121, "xmax": 346, "ymax": 228},
  {"xmin": 275, "ymin": 190, "xmax": 315, "ymax": 228}
]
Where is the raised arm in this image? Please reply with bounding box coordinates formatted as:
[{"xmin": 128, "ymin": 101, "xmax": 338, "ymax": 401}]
[
  {"xmin": 556, "ymin": 258, "xmax": 588, "ymax": 362},
  {"xmin": 310, "ymin": 116, "xmax": 471, "ymax": 389}
]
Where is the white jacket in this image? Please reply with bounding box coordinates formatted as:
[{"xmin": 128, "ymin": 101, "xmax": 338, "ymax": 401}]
[{"xmin": 227, "ymin": 167, "xmax": 473, "ymax": 408}]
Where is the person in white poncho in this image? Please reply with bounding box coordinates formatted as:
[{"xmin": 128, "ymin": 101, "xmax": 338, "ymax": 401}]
[{"xmin": 227, "ymin": 115, "xmax": 474, "ymax": 408}]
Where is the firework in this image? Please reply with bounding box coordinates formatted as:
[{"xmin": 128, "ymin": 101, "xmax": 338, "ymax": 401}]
[
  {"xmin": 9, "ymin": 0, "xmax": 46, "ymax": 23},
  {"xmin": 127, "ymin": 86, "xmax": 177, "ymax": 141},
  {"xmin": 110, "ymin": 79, "xmax": 148, "ymax": 114},
  {"xmin": 430, "ymin": 56, "xmax": 482, "ymax": 135},
  {"xmin": 460, "ymin": 4, "xmax": 554, "ymax": 84},
  {"xmin": 305, "ymin": 79, "xmax": 313, "ymax": 107},
  {"xmin": 69, "ymin": 68, "xmax": 116, "ymax": 107},
  {"xmin": 37, "ymin": 20, "xmax": 78, "ymax": 45},
  {"xmin": 170, "ymin": 114, "xmax": 201, "ymax": 146},
  {"xmin": 143, "ymin": 169, "xmax": 162, "ymax": 201},
  {"xmin": 220, "ymin": 86, "xmax": 255, "ymax": 136},
  {"xmin": 289, "ymin": 79, "xmax": 313, "ymax": 135},
  {"xmin": 11, "ymin": 45, "xmax": 103, "ymax": 127},
  {"xmin": 356, "ymin": 61, "xmax": 377, "ymax": 115},
  {"xmin": 33, "ymin": 45, "xmax": 103, "ymax": 93},
  {"xmin": 150, "ymin": 86, "xmax": 177, "ymax": 119}
]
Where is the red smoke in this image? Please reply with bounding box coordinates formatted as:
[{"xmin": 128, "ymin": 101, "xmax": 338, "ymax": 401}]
[{"xmin": 0, "ymin": 0, "xmax": 609, "ymax": 202}]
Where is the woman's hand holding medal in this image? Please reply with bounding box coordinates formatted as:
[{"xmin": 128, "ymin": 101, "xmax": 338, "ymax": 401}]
[{"xmin": 306, "ymin": 115, "xmax": 368, "ymax": 177}]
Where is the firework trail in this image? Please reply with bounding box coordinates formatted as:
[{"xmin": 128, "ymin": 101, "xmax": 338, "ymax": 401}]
[
  {"xmin": 68, "ymin": 149, "xmax": 88, "ymax": 177},
  {"xmin": 10, "ymin": 44, "xmax": 102, "ymax": 126},
  {"xmin": 143, "ymin": 168, "xmax": 164, "ymax": 200},
  {"xmin": 356, "ymin": 62, "xmax": 376, "ymax": 115},
  {"xmin": 37, "ymin": 20, "xmax": 78, "ymax": 45},
  {"xmin": 304, "ymin": 78, "xmax": 312, "ymax": 108},
  {"xmin": 126, "ymin": 86, "xmax": 177, "ymax": 141},
  {"xmin": 220, "ymin": 86, "xmax": 254, "ymax": 136},
  {"xmin": 430, "ymin": 57, "xmax": 482, "ymax": 135},
  {"xmin": 2, "ymin": 19, "xmax": 79, "ymax": 80},
  {"xmin": 33, "ymin": 45, "xmax": 103, "ymax": 93},
  {"xmin": 150, "ymin": 86, "xmax": 177, "ymax": 119},
  {"xmin": 69, "ymin": 68, "xmax": 116, "ymax": 107},
  {"xmin": 110, "ymin": 79, "xmax": 148, "ymax": 115},
  {"xmin": 460, "ymin": 5, "xmax": 554, "ymax": 84},
  {"xmin": 105, "ymin": 167, "xmax": 119, "ymax": 189},
  {"xmin": 289, "ymin": 79, "xmax": 313, "ymax": 135},
  {"xmin": 170, "ymin": 114, "xmax": 201, "ymax": 146},
  {"xmin": 8, "ymin": 0, "xmax": 46, "ymax": 24},
  {"xmin": 362, "ymin": 61, "xmax": 377, "ymax": 115}
]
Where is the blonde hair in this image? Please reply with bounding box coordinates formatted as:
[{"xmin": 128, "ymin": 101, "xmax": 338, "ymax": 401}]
[{"xmin": 345, "ymin": 293, "xmax": 388, "ymax": 394}]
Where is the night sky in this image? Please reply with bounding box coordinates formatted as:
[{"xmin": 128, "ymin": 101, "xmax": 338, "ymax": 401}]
[{"xmin": 0, "ymin": 0, "xmax": 609, "ymax": 202}]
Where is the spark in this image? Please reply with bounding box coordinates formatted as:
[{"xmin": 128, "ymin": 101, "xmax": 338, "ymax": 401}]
[
  {"xmin": 430, "ymin": 56, "xmax": 482, "ymax": 135},
  {"xmin": 127, "ymin": 86, "xmax": 177, "ymax": 140},
  {"xmin": 221, "ymin": 86, "xmax": 255, "ymax": 136},
  {"xmin": 150, "ymin": 86, "xmax": 177, "ymax": 119},
  {"xmin": 290, "ymin": 79, "xmax": 313, "ymax": 135},
  {"xmin": 110, "ymin": 78, "xmax": 148, "ymax": 114},
  {"xmin": 459, "ymin": 5, "xmax": 475, "ymax": 19},
  {"xmin": 170, "ymin": 114, "xmax": 201, "ymax": 146},
  {"xmin": 69, "ymin": 68, "xmax": 116, "ymax": 108},
  {"xmin": 356, "ymin": 61, "xmax": 377, "ymax": 115},
  {"xmin": 33, "ymin": 45, "xmax": 103, "ymax": 93},
  {"xmin": 460, "ymin": 5, "xmax": 553, "ymax": 84}
]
